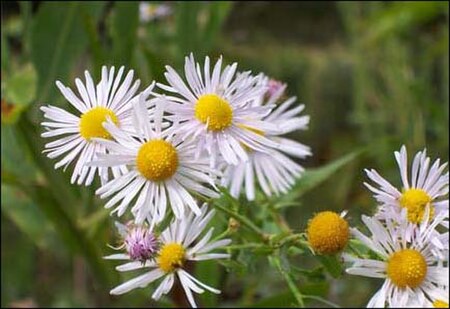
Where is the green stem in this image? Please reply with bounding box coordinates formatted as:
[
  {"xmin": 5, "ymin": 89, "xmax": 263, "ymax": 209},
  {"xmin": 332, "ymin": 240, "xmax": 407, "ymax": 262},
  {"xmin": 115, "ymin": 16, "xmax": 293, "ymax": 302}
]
[
  {"xmin": 224, "ymin": 243, "xmax": 264, "ymax": 250},
  {"xmin": 278, "ymin": 233, "xmax": 304, "ymax": 247},
  {"xmin": 212, "ymin": 202, "xmax": 267, "ymax": 241},
  {"xmin": 270, "ymin": 255, "xmax": 304, "ymax": 307},
  {"xmin": 268, "ymin": 204, "xmax": 291, "ymax": 234},
  {"xmin": 212, "ymin": 227, "xmax": 230, "ymax": 242},
  {"xmin": 302, "ymin": 295, "xmax": 341, "ymax": 308}
]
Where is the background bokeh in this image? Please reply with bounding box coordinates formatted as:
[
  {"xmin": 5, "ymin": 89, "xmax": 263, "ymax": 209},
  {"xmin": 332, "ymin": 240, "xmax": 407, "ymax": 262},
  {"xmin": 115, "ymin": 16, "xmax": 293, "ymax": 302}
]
[{"xmin": 1, "ymin": 1, "xmax": 448, "ymax": 307}]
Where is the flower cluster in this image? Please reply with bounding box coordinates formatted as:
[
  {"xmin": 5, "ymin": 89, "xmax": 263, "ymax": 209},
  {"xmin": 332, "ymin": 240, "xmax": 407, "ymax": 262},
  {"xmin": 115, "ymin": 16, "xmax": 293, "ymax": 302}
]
[
  {"xmin": 40, "ymin": 54, "xmax": 311, "ymax": 306},
  {"xmin": 344, "ymin": 146, "xmax": 449, "ymax": 308},
  {"xmin": 41, "ymin": 52, "xmax": 446, "ymax": 308}
]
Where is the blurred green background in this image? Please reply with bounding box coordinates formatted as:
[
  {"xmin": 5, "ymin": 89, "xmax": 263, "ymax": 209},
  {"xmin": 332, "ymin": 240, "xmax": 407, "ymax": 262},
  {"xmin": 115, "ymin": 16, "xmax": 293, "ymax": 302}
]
[{"xmin": 1, "ymin": 1, "xmax": 448, "ymax": 307}]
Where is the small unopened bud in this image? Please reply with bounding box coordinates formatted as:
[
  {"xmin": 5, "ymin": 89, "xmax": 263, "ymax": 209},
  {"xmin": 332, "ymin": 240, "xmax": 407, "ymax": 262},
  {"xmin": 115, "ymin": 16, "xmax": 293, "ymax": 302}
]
[
  {"xmin": 228, "ymin": 218, "xmax": 240, "ymax": 233},
  {"xmin": 265, "ymin": 79, "xmax": 285, "ymax": 99}
]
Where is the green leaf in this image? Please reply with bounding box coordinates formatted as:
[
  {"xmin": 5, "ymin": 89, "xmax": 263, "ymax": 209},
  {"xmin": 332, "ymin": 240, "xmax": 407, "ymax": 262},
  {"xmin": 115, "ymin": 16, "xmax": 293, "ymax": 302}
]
[
  {"xmin": 110, "ymin": 1, "xmax": 139, "ymax": 66},
  {"xmin": 291, "ymin": 266, "xmax": 326, "ymax": 282},
  {"xmin": 1, "ymin": 216, "xmax": 36, "ymax": 307},
  {"xmin": 249, "ymin": 282, "xmax": 329, "ymax": 308},
  {"xmin": 140, "ymin": 45, "xmax": 166, "ymax": 83},
  {"xmin": 365, "ymin": 2, "xmax": 448, "ymax": 44},
  {"xmin": 218, "ymin": 259, "xmax": 247, "ymax": 276},
  {"xmin": 5, "ymin": 175, "xmax": 113, "ymax": 287},
  {"xmin": 201, "ymin": 2, "xmax": 233, "ymax": 53},
  {"xmin": 316, "ymin": 254, "xmax": 344, "ymax": 279},
  {"xmin": 195, "ymin": 260, "xmax": 219, "ymax": 307},
  {"xmin": 3, "ymin": 63, "xmax": 37, "ymax": 107},
  {"xmin": 275, "ymin": 149, "xmax": 365, "ymax": 205},
  {"xmin": 30, "ymin": 2, "xmax": 104, "ymax": 104},
  {"xmin": 79, "ymin": 2, "xmax": 107, "ymax": 76},
  {"xmin": 175, "ymin": 2, "xmax": 201, "ymax": 57},
  {"xmin": 1, "ymin": 184, "xmax": 58, "ymax": 250},
  {"xmin": 1, "ymin": 21, "xmax": 10, "ymax": 73},
  {"xmin": 1, "ymin": 125, "xmax": 37, "ymax": 180},
  {"xmin": 19, "ymin": 1, "xmax": 32, "ymax": 56},
  {"xmin": 250, "ymin": 291, "xmax": 296, "ymax": 308}
]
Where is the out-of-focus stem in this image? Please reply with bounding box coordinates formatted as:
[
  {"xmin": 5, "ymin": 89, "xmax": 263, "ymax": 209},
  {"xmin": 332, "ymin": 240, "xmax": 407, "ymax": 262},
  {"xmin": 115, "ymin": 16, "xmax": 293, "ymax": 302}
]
[
  {"xmin": 212, "ymin": 202, "xmax": 268, "ymax": 241},
  {"xmin": 270, "ymin": 255, "xmax": 304, "ymax": 307}
]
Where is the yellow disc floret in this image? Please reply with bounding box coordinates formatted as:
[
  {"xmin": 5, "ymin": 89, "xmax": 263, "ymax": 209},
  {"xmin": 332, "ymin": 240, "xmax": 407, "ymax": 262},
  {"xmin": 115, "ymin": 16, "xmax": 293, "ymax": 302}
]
[
  {"xmin": 79, "ymin": 107, "xmax": 118, "ymax": 140},
  {"xmin": 387, "ymin": 249, "xmax": 427, "ymax": 288},
  {"xmin": 194, "ymin": 94, "xmax": 233, "ymax": 131},
  {"xmin": 136, "ymin": 140, "xmax": 178, "ymax": 181},
  {"xmin": 306, "ymin": 211, "xmax": 349, "ymax": 255},
  {"xmin": 399, "ymin": 188, "xmax": 433, "ymax": 224},
  {"xmin": 157, "ymin": 242, "xmax": 186, "ymax": 273},
  {"xmin": 433, "ymin": 300, "xmax": 449, "ymax": 308}
]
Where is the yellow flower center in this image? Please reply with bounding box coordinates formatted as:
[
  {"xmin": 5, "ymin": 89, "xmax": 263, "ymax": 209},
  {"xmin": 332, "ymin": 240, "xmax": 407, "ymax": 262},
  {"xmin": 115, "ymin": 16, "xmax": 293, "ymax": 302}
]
[
  {"xmin": 157, "ymin": 242, "xmax": 186, "ymax": 273},
  {"xmin": 306, "ymin": 211, "xmax": 349, "ymax": 255},
  {"xmin": 194, "ymin": 94, "xmax": 233, "ymax": 131},
  {"xmin": 399, "ymin": 188, "xmax": 433, "ymax": 224},
  {"xmin": 136, "ymin": 140, "xmax": 178, "ymax": 181},
  {"xmin": 387, "ymin": 249, "xmax": 427, "ymax": 288},
  {"xmin": 433, "ymin": 300, "xmax": 449, "ymax": 308},
  {"xmin": 79, "ymin": 107, "xmax": 118, "ymax": 140}
]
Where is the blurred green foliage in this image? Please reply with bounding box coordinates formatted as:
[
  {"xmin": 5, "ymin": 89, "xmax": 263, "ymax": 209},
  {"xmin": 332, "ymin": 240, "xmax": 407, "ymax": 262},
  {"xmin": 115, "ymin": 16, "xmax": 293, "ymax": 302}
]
[{"xmin": 1, "ymin": 1, "xmax": 448, "ymax": 308}]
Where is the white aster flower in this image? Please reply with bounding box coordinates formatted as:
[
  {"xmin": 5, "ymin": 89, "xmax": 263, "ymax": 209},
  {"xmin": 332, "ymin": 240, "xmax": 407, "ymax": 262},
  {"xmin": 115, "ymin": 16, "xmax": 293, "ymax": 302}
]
[
  {"xmin": 139, "ymin": 2, "xmax": 172, "ymax": 23},
  {"xmin": 41, "ymin": 66, "xmax": 150, "ymax": 186},
  {"xmin": 91, "ymin": 95, "xmax": 219, "ymax": 224},
  {"xmin": 344, "ymin": 215, "xmax": 449, "ymax": 308},
  {"xmin": 419, "ymin": 284, "xmax": 449, "ymax": 308},
  {"xmin": 221, "ymin": 75, "xmax": 311, "ymax": 200},
  {"xmin": 155, "ymin": 53, "xmax": 279, "ymax": 167},
  {"xmin": 105, "ymin": 204, "xmax": 231, "ymax": 308},
  {"xmin": 395, "ymin": 206, "xmax": 449, "ymax": 261},
  {"xmin": 364, "ymin": 145, "xmax": 449, "ymax": 225}
]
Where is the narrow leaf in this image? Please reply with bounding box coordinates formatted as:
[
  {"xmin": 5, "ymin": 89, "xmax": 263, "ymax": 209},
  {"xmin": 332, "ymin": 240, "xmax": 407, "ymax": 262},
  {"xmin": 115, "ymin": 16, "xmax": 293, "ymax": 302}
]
[
  {"xmin": 110, "ymin": 1, "xmax": 139, "ymax": 66},
  {"xmin": 276, "ymin": 149, "xmax": 365, "ymax": 205}
]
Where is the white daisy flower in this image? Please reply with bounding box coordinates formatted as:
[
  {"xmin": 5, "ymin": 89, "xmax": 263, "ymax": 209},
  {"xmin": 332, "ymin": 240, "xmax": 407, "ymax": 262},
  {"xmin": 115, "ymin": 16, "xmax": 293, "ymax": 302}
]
[
  {"xmin": 105, "ymin": 204, "xmax": 231, "ymax": 308},
  {"xmin": 395, "ymin": 206, "xmax": 449, "ymax": 261},
  {"xmin": 139, "ymin": 2, "xmax": 172, "ymax": 23},
  {"xmin": 155, "ymin": 53, "xmax": 279, "ymax": 167},
  {"xmin": 221, "ymin": 75, "xmax": 311, "ymax": 200},
  {"xmin": 364, "ymin": 145, "xmax": 449, "ymax": 225},
  {"xmin": 40, "ymin": 66, "xmax": 151, "ymax": 186},
  {"xmin": 344, "ymin": 215, "xmax": 449, "ymax": 308},
  {"xmin": 419, "ymin": 284, "xmax": 449, "ymax": 308},
  {"xmin": 91, "ymin": 95, "xmax": 219, "ymax": 224}
]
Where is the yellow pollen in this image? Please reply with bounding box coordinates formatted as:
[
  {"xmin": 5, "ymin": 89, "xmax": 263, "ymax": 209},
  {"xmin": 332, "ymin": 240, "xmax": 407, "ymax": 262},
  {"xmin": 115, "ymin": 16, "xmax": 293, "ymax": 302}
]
[
  {"xmin": 387, "ymin": 249, "xmax": 427, "ymax": 288},
  {"xmin": 306, "ymin": 211, "xmax": 349, "ymax": 255},
  {"xmin": 194, "ymin": 94, "xmax": 233, "ymax": 131},
  {"xmin": 136, "ymin": 140, "xmax": 178, "ymax": 181},
  {"xmin": 157, "ymin": 243, "xmax": 186, "ymax": 273},
  {"xmin": 79, "ymin": 107, "xmax": 118, "ymax": 140},
  {"xmin": 433, "ymin": 300, "xmax": 449, "ymax": 308},
  {"xmin": 399, "ymin": 188, "xmax": 433, "ymax": 224}
]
